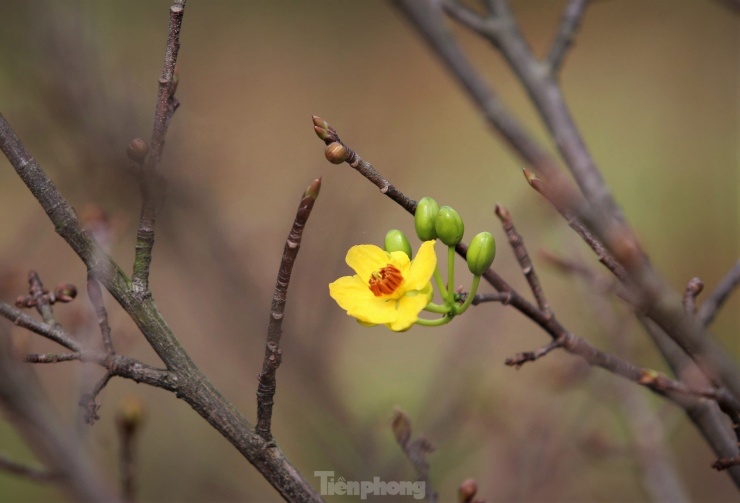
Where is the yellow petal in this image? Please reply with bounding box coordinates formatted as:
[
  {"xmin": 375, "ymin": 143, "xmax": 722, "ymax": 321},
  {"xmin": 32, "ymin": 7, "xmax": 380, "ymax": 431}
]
[
  {"xmin": 330, "ymin": 276, "xmax": 398, "ymax": 324},
  {"xmin": 387, "ymin": 287, "xmax": 431, "ymax": 331},
  {"xmin": 345, "ymin": 245, "xmax": 389, "ymax": 283},
  {"xmin": 404, "ymin": 240, "xmax": 437, "ymax": 292}
]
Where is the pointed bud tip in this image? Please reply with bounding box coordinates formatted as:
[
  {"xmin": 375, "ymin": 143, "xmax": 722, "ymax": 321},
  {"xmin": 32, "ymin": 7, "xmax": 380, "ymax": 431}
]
[
  {"xmin": 304, "ymin": 178, "xmax": 322, "ymax": 199},
  {"xmin": 458, "ymin": 479, "xmax": 478, "ymax": 503},
  {"xmin": 523, "ymin": 168, "xmax": 538, "ymax": 185}
]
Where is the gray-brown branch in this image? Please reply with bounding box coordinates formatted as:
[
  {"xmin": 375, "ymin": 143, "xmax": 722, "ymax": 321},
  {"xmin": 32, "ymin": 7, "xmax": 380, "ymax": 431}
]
[{"xmin": 256, "ymin": 178, "xmax": 321, "ymax": 441}]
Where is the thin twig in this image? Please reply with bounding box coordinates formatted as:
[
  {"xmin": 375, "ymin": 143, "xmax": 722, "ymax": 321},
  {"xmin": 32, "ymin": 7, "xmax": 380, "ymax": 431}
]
[
  {"xmin": 25, "ymin": 352, "xmax": 82, "ymax": 363},
  {"xmin": 682, "ymin": 277, "xmax": 704, "ymax": 315},
  {"xmin": 391, "ymin": 409, "xmax": 437, "ymax": 503},
  {"xmin": 25, "ymin": 271, "xmax": 57, "ymax": 325},
  {"xmin": 698, "ymin": 260, "xmax": 740, "ymax": 327},
  {"xmin": 87, "ymin": 275, "xmax": 114, "ymax": 354},
  {"xmin": 522, "ymin": 169, "xmax": 626, "ymax": 281},
  {"xmin": 469, "ymin": 292, "xmax": 511, "ymax": 305},
  {"xmin": 256, "ymin": 178, "xmax": 321, "ymax": 442},
  {"xmin": 0, "ymin": 301, "xmax": 81, "ymax": 351},
  {"xmin": 0, "ymin": 454, "xmax": 59, "ymax": 482},
  {"xmin": 132, "ymin": 0, "xmax": 186, "ymax": 295},
  {"xmin": 505, "ymin": 339, "xmax": 561, "ymax": 368},
  {"xmin": 545, "ymin": 0, "xmax": 591, "ymax": 74},
  {"xmin": 79, "ymin": 372, "xmax": 113, "ymax": 425},
  {"xmin": 714, "ymin": 456, "xmax": 740, "ymax": 471},
  {"xmin": 494, "ymin": 204, "xmax": 551, "ymax": 317}
]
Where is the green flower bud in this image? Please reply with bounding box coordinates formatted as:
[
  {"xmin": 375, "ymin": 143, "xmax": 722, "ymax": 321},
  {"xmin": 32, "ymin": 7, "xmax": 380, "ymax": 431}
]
[
  {"xmin": 414, "ymin": 197, "xmax": 439, "ymax": 241},
  {"xmin": 435, "ymin": 206, "xmax": 464, "ymax": 247},
  {"xmin": 466, "ymin": 232, "xmax": 496, "ymax": 275},
  {"xmin": 384, "ymin": 229, "xmax": 412, "ymax": 259}
]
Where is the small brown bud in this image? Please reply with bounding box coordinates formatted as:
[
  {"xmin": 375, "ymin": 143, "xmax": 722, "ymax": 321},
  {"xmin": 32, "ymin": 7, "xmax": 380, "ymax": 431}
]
[
  {"xmin": 458, "ymin": 478, "xmax": 478, "ymax": 503},
  {"xmin": 126, "ymin": 138, "xmax": 149, "ymax": 164},
  {"xmin": 116, "ymin": 396, "xmax": 146, "ymax": 436},
  {"xmin": 15, "ymin": 295, "xmax": 28, "ymax": 308},
  {"xmin": 325, "ymin": 142, "xmax": 348, "ymax": 164},
  {"xmin": 391, "ymin": 409, "xmax": 412, "ymax": 447},
  {"xmin": 53, "ymin": 283, "xmax": 77, "ymax": 303}
]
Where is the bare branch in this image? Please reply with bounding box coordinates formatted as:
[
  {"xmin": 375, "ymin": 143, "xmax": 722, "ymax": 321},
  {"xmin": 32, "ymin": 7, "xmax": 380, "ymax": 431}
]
[
  {"xmin": 87, "ymin": 276, "xmax": 114, "ymax": 354},
  {"xmin": 546, "ymin": 0, "xmax": 591, "ymax": 74},
  {"xmin": 256, "ymin": 178, "xmax": 321, "ymax": 441},
  {"xmin": 698, "ymin": 260, "xmax": 740, "ymax": 327},
  {"xmin": 0, "ymin": 454, "xmax": 59, "ymax": 482},
  {"xmin": 132, "ymin": 0, "xmax": 187, "ymax": 295},
  {"xmin": 505, "ymin": 339, "xmax": 561, "ymax": 368},
  {"xmin": 714, "ymin": 456, "xmax": 740, "ymax": 471},
  {"xmin": 391, "ymin": 409, "xmax": 437, "ymax": 503},
  {"xmin": 683, "ymin": 277, "xmax": 704, "ymax": 314},
  {"xmin": 25, "ymin": 352, "xmax": 82, "ymax": 363},
  {"xmin": 0, "ymin": 301, "xmax": 81, "ymax": 351},
  {"xmin": 495, "ymin": 204, "xmax": 551, "ymax": 316}
]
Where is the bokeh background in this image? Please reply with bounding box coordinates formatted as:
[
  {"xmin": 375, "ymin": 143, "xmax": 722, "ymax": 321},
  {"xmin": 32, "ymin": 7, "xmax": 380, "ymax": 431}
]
[{"xmin": 0, "ymin": 0, "xmax": 737, "ymax": 501}]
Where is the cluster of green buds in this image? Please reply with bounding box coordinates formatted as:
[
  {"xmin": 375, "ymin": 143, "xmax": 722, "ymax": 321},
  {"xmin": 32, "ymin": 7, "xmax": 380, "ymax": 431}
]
[{"xmin": 385, "ymin": 197, "xmax": 496, "ymax": 327}]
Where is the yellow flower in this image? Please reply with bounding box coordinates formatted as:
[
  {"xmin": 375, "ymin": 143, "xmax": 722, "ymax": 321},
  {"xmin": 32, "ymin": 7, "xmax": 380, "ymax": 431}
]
[{"xmin": 329, "ymin": 240, "xmax": 437, "ymax": 332}]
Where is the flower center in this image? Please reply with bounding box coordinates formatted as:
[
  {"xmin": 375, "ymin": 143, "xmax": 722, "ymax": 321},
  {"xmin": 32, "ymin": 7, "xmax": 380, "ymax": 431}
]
[{"xmin": 368, "ymin": 264, "xmax": 403, "ymax": 297}]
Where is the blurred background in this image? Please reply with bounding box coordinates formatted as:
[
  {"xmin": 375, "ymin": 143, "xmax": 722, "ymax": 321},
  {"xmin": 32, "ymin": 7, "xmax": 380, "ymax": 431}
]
[{"xmin": 0, "ymin": 0, "xmax": 737, "ymax": 501}]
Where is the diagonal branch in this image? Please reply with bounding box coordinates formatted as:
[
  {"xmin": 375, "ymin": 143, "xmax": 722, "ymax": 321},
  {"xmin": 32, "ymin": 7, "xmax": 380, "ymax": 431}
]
[
  {"xmin": 495, "ymin": 204, "xmax": 551, "ymax": 316},
  {"xmin": 698, "ymin": 260, "xmax": 740, "ymax": 327},
  {"xmin": 545, "ymin": 0, "xmax": 591, "ymax": 74},
  {"xmin": 256, "ymin": 178, "xmax": 321, "ymax": 441}
]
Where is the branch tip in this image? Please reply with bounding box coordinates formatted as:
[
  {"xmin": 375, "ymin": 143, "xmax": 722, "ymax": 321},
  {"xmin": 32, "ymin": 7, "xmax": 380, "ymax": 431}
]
[{"xmin": 304, "ymin": 178, "xmax": 322, "ymax": 199}]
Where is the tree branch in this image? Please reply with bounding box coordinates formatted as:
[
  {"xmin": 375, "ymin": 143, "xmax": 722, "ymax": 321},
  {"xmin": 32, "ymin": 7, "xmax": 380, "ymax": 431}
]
[
  {"xmin": 256, "ymin": 178, "xmax": 321, "ymax": 441},
  {"xmin": 132, "ymin": 0, "xmax": 186, "ymax": 295},
  {"xmin": 698, "ymin": 260, "xmax": 740, "ymax": 327},
  {"xmin": 494, "ymin": 204, "xmax": 551, "ymax": 316},
  {"xmin": 545, "ymin": 0, "xmax": 591, "ymax": 74}
]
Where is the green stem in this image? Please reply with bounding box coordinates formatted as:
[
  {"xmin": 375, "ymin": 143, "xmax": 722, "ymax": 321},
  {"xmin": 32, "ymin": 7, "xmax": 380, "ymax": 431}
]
[
  {"xmin": 416, "ymin": 315, "xmax": 453, "ymax": 327},
  {"xmin": 424, "ymin": 302, "xmax": 450, "ymax": 314},
  {"xmin": 433, "ymin": 266, "xmax": 447, "ymax": 302},
  {"xmin": 456, "ymin": 275, "xmax": 481, "ymax": 315},
  {"xmin": 446, "ymin": 245, "xmax": 455, "ymax": 302}
]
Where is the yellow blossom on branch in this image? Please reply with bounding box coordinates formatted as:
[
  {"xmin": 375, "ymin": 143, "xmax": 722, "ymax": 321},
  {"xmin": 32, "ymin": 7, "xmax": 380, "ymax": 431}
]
[{"xmin": 329, "ymin": 241, "xmax": 437, "ymax": 332}]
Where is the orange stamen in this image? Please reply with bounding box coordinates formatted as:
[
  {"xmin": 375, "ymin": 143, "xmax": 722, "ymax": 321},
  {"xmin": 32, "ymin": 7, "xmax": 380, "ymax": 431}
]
[{"xmin": 368, "ymin": 265, "xmax": 403, "ymax": 297}]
